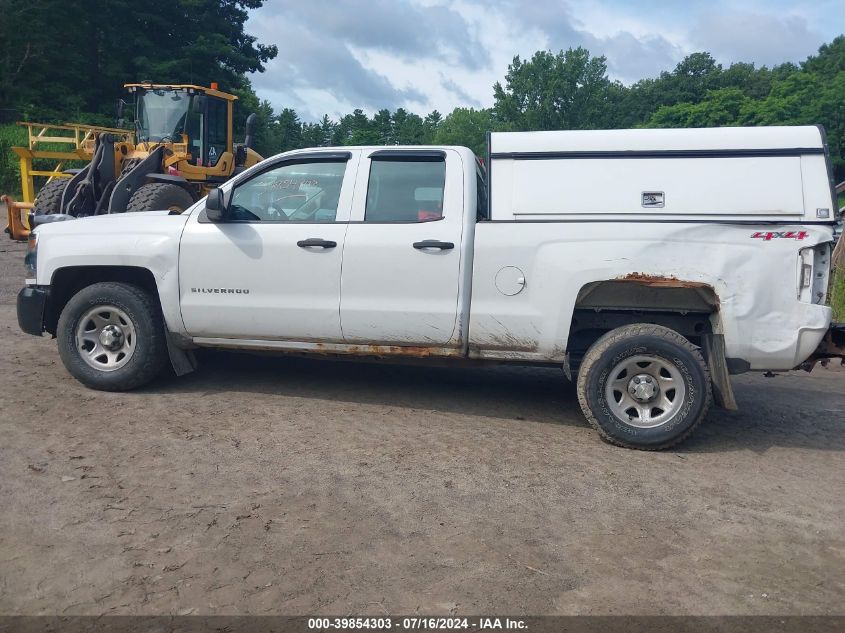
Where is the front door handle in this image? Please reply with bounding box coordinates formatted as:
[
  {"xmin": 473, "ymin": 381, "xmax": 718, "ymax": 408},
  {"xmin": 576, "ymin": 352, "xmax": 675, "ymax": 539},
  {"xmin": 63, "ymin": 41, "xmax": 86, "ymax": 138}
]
[
  {"xmin": 297, "ymin": 238, "xmax": 337, "ymax": 249},
  {"xmin": 413, "ymin": 240, "xmax": 454, "ymax": 250}
]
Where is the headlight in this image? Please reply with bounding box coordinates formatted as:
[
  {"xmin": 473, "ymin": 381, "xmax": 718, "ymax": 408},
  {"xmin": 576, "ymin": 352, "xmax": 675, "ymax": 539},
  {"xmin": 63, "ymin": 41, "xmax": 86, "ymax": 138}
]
[{"xmin": 24, "ymin": 232, "xmax": 37, "ymax": 277}]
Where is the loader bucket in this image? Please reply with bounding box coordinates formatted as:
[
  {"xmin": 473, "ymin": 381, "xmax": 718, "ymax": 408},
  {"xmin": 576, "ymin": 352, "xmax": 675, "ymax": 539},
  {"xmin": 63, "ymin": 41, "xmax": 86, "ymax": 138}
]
[{"xmin": 3, "ymin": 195, "xmax": 34, "ymax": 241}]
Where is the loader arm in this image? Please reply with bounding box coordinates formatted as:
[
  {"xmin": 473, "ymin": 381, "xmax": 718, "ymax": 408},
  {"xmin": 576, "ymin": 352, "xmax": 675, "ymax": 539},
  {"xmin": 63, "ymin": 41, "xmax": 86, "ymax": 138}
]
[
  {"xmin": 61, "ymin": 135, "xmax": 117, "ymax": 215},
  {"xmin": 107, "ymin": 146, "xmax": 165, "ymax": 213}
]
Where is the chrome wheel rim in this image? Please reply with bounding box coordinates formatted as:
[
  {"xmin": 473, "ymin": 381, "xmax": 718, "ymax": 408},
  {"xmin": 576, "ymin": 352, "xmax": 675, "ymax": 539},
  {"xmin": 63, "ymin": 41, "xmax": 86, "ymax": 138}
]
[
  {"xmin": 604, "ymin": 354, "xmax": 686, "ymax": 428},
  {"xmin": 75, "ymin": 305, "xmax": 137, "ymax": 372}
]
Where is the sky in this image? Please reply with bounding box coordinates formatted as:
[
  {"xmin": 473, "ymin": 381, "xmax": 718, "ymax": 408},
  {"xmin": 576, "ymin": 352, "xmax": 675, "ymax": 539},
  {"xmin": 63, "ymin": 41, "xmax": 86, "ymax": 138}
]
[{"xmin": 245, "ymin": 0, "xmax": 844, "ymax": 122}]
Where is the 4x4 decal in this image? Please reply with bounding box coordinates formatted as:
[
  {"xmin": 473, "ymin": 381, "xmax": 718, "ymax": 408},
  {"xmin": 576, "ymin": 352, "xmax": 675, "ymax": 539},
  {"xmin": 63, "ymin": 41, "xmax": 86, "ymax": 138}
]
[{"xmin": 750, "ymin": 230, "xmax": 808, "ymax": 241}]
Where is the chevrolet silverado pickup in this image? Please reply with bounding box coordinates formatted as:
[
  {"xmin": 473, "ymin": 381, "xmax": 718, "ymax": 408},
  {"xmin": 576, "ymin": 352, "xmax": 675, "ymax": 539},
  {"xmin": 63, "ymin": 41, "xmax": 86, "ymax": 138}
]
[{"xmin": 17, "ymin": 126, "xmax": 843, "ymax": 449}]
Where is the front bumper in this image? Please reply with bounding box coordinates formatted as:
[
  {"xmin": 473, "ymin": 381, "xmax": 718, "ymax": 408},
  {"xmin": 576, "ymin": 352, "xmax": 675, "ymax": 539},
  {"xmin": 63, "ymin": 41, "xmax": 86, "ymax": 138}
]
[{"xmin": 17, "ymin": 285, "xmax": 49, "ymax": 336}]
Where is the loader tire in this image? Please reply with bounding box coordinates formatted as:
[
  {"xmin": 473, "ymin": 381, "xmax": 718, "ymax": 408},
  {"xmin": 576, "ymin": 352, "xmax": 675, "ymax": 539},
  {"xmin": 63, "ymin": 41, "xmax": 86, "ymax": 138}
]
[
  {"xmin": 576, "ymin": 324, "xmax": 712, "ymax": 450},
  {"xmin": 32, "ymin": 177, "xmax": 70, "ymax": 215},
  {"xmin": 126, "ymin": 183, "xmax": 195, "ymax": 213},
  {"xmin": 57, "ymin": 282, "xmax": 168, "ymax": 391}
]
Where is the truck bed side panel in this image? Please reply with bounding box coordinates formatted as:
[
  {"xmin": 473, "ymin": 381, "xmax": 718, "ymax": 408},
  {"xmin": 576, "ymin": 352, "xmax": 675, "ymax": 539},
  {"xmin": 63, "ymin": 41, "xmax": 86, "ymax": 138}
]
[{"xmin": 469, "ymin": 221, "xmax": 833, "ymax": 370}]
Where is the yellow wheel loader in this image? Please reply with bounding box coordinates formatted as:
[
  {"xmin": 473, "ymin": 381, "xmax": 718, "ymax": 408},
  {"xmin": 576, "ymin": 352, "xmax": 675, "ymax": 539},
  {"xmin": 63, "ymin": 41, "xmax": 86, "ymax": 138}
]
[{"xmin": 7, "ymin": 82, "xmax": 262, "ymax": 237}]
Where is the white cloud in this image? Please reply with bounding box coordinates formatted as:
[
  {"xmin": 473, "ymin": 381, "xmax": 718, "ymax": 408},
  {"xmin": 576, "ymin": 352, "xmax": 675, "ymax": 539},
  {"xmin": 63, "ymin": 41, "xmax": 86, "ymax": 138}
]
[
  {"xmin": 689, "ymin": 10, "xmax": 825, "ymax": 67},
  {"xmin": 244, "ymin": 0, "xmax": 838, "ymax": 120}
]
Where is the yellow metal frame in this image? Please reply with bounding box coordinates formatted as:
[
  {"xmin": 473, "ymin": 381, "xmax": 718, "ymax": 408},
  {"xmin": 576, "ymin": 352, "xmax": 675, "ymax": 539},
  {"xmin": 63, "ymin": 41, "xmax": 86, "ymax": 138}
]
[
  {"xmin": 12, "ymin": 121, "xmax": 134, "ymax": 202},
  {"xmin": 3, "ymin": 195, "xmax": 34, "ymax": 240},
  {"xmin": 6, "ymin": 83, "xmax": 249, "ymax": 225},
  {"xmin": 123, "ymin": 83, "xmax": 238, "ymax": 101}
]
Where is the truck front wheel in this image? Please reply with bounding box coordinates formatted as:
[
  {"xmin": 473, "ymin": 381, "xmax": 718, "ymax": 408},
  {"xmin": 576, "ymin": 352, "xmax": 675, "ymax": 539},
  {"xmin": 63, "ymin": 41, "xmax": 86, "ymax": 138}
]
[
  {"xmin": 576, "ymin": 324, "xmax": 712, "ymax": 450},
  {"xmin": 57, "ymin": 282, "xmax": 168, "ymax": 391}
]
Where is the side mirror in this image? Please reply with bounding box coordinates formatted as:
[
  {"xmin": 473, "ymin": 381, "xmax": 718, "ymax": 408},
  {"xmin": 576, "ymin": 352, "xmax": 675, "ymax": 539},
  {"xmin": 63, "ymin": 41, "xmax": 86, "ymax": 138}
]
[
  {"xmin": 205, "ymin": 188, "xmax": 227, "ymax": 222},
  {"xmin": 244, "ymin": 113, "xmax": 257, "ymax": 150},
  {"xmin": 115, "ymin": 99, "xmax": 125, "ymax": 128}
]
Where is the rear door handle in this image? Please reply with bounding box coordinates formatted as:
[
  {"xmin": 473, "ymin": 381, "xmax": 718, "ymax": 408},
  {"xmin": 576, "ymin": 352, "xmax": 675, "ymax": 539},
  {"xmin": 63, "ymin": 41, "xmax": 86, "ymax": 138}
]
[
  {"xmin": 413, "ymin": 240, "xmax": 454, "ymax": 250},
  {"xmin": 297, "ymin": 238, "xmax": 337, "ymax": 249}
]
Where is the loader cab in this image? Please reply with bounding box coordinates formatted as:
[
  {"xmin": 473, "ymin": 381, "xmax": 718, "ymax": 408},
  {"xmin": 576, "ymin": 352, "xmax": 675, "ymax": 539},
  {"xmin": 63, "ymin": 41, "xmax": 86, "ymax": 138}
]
[{"xmin": 126, "ymin": 83, "xmax": 234, "ymax": 168}]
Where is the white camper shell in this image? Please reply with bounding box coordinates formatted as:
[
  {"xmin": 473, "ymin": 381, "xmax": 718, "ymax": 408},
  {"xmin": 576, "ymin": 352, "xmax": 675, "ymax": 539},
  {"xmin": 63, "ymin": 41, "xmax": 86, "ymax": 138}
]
[{"xmin": 488, "ymin": 126, "xmax": 835, "ymax": 222}]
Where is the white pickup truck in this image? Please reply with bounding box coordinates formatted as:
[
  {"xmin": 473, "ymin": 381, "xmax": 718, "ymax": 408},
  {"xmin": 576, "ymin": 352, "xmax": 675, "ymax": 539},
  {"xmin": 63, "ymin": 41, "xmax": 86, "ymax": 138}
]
[{"xmin": 17, "ymin": 126, "xmax": 843, "ymax": 449}]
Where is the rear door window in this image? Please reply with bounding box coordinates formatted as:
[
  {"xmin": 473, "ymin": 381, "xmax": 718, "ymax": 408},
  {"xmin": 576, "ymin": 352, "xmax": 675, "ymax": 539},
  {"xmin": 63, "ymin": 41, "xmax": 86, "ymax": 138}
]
[{"xmin": 364, "ymin": 158, "xmax": 446, "ymax": 223}]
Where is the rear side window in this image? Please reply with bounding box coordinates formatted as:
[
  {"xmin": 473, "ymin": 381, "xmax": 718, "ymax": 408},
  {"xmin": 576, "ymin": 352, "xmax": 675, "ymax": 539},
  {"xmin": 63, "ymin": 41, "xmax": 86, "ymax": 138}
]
[{"xmin": 365, "ymin": 158, "xmax": 446, "ymax": 223}]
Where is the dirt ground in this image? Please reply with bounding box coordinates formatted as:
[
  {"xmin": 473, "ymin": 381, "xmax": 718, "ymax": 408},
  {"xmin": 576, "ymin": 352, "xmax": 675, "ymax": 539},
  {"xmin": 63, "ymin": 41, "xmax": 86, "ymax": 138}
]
[{"xmin": 0, "ymin": 238, "xmax": 843, "ymax": 616}]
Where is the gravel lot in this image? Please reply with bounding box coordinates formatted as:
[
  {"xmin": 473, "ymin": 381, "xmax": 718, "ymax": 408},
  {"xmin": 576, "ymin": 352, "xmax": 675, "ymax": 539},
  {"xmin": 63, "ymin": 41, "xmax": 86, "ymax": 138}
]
[{"xmin": 0, "ymin": 238, "xmax": 843, "ymax": 616}]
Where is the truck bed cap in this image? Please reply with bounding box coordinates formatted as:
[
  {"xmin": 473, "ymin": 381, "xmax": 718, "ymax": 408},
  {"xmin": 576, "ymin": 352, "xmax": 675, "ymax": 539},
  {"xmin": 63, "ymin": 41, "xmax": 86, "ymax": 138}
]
[
  {"xmin": 487, "ymin": 126, "xmax": 833, "ymax": 222},
  {"xmin": 490, "ymin": 126, "xmax": 824, "ymax": 154}
]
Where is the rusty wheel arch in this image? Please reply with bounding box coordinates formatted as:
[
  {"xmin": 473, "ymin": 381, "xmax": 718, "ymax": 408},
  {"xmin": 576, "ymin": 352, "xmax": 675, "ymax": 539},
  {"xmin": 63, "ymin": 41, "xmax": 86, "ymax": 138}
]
[{"xmin": 568, "ymin": 276, "xmax": 736, "ymax": 409}]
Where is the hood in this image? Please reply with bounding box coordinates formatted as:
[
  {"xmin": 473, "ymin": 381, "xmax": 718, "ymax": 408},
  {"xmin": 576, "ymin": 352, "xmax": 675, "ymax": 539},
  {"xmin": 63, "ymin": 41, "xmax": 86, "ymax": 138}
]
[{"xmin": 35, "ymin": 210, "xmax": 191, "ymax": 240}]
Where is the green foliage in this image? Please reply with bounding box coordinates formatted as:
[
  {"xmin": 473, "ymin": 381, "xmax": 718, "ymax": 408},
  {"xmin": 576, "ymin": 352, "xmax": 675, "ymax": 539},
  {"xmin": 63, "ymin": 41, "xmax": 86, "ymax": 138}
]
[
  {"xmin": 0, "ymin": 124, "xmax": 26, "ymax": 196},
  {"xmin": 0, "ymin": 0, "xmax": 277, "ymax": 123},
  {"xmin": 337, "ymin": 109, "xmax": 379, "ymax": 145},
  {"xmin": 493, "ymin": 48, "xmax": 616, "ymax": 130},
  {"xmin": 647, "ymin": 88, "xmax": 753, "ymax": 128},
  {"xmin": 0, "ymin": 0, "xmax": 278, "ymax": 186},
  {"xmin": 0, "ymin": 122, "xmax": 95, "ymax": 197},
  {"xmin": 433, "ymin": 108, "xmax": 494, "ymax": 156},
  {"xmin": 802, "ymin": 36, "xmax": 845, "ymax": 76},
  {"xmin": 831, "ymin": 268, "xmax": 845, "ymax": 322},
  {"xmin": 641, "ymin": 39, "xmax": 845, "ymax": 180},
  {"xmin": 236, "ymin": 106, "xmax": 446, "ymax": 158},
  {"xmin": 276, "ymin": 108, "xmax": 304, "ymax": 152}
]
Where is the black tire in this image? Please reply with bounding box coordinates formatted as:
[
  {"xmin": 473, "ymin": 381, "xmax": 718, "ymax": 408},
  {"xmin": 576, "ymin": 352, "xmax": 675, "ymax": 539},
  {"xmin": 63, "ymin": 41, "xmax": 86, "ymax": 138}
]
[
  {"xmin": 576, "ymin": 324, "xmax": 712, "ymax": 450},
  {"xmin": 126, "ymin": 183, "xmax": 195, "ymax": 213},
  {"xmin": 32, "ymin": 177, "xmax": 70, "ymax": 215},
  {"xmin": 57, "ymin": 282, "xmax": 168, "ymax": 391}
]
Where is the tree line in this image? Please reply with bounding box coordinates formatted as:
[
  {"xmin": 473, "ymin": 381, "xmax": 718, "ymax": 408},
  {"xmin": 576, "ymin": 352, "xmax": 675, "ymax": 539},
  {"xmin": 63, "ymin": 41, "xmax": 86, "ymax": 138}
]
[
  {"xmin": 0, "ymin": 0, "xmax": 842, "ymax": 181},
  {"xmin": 0, "ymin": 0, "xmax": 275, "ymax": 124},
  {"xmin": 251, "ymin": 39, "xmax": 845, "ymax": 181}
]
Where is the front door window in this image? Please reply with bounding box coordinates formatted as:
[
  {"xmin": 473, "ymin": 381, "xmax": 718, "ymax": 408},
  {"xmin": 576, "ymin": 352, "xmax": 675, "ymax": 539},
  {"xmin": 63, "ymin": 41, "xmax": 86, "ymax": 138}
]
[{"xmin": 228, "ymin": 161, "xmax": 348, "ymax": 223}]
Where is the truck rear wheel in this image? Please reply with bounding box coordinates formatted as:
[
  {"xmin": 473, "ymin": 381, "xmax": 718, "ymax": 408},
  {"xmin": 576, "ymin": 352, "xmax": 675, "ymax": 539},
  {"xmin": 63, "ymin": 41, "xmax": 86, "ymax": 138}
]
[
  {"xmin": 126, "ymin": 183, "xmax": 194, "ymax": 213},
  {"xmin": 32, "ymin": 177, "xmax": 70, "ymax": 215},
  {"xmin": 576, "ymin": 324, "xmax": 712, "ymax": 450},
  {"xmin": 57, "ymin": 282, "xmax": 168, "ymax": 391}
]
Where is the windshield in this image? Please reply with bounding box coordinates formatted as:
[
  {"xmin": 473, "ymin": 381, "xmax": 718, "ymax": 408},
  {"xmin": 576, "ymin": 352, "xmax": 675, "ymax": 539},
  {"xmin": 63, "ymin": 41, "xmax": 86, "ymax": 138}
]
[{"xmin": 136, "ymin": 89, "xmax": 191, "ymax": 142}]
